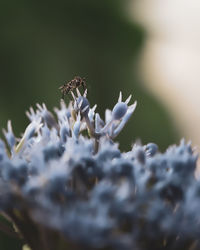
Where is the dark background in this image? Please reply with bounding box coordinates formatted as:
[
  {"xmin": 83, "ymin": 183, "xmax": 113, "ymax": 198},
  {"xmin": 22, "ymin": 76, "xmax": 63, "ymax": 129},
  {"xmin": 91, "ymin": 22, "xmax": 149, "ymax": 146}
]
[{"xmin": 0, "ymin": 1, "xmax": 179, "ymax": 248}]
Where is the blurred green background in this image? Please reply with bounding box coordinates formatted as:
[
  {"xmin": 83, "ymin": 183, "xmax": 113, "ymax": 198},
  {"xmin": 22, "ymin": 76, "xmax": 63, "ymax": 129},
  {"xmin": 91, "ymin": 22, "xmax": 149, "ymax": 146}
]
[{"xmin": 0, "ymin": 1, "xmax": 179, "ymax": 248}]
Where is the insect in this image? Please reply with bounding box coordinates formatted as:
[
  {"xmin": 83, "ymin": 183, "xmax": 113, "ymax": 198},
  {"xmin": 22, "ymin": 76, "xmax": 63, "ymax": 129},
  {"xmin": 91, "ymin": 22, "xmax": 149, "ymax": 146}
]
[{"xmin": 59, "ymin": 76, "xmax": 86, "ymax": 99}]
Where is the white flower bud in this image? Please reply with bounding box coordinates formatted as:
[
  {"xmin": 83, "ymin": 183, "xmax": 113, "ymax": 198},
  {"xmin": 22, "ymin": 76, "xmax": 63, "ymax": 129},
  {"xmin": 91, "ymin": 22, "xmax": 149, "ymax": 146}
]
[
  {"xmin": 75, "ymin": 96, "xmax": 90, "ymax": 116},
  {"xmin": 112, "ymin": 102, "xmax": 127, "ymax": 120}
]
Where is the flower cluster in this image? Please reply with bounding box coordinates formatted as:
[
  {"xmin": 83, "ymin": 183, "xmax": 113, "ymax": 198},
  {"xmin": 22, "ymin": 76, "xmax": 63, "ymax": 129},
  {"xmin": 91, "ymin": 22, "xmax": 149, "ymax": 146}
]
[{"xmin": 0, "ymin": 90, "xmax": 199, "ymax": 250}]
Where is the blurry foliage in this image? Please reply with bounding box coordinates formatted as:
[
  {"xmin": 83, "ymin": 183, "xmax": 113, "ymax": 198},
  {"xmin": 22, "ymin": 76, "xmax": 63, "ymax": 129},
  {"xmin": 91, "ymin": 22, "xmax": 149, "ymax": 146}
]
[
  {"xmin": 0, "ymin": 215, "xmax": 23, "ymax": 250},
  {"xmin": 0, "ymin": 0, "xmax": 179, "ymax": 248}
]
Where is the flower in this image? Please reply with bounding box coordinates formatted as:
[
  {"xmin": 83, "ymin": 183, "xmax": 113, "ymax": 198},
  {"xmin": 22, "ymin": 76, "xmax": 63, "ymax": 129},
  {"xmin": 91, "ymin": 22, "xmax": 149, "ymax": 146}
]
[
  {"xmin": 99, "ymin": 92, "xmax": 137, "ymax": 139},
  {"xmin": 0, "ymin": 89, "xmax": 199, "ymax": 250}
]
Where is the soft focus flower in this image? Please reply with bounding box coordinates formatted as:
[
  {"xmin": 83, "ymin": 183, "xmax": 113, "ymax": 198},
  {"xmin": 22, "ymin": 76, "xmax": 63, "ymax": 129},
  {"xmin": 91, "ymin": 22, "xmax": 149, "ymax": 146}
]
[{"xmin": 0, "ymin": 90, "xmax": 199, "ymax": 250}]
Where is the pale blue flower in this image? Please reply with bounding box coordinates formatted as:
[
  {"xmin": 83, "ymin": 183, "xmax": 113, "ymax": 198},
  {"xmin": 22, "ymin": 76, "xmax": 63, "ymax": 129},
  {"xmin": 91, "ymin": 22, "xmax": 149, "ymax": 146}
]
[{"xmin": 0, "ymin": 89, "xmax": 198, "ymax": 250}]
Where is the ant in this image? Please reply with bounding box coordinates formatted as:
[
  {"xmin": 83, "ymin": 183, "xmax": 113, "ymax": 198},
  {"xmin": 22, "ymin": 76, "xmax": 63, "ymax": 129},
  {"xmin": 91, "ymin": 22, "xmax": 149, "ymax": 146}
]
[{"xmin": 59, "ymin": 76, "xmax": 86, "ymax": 99}]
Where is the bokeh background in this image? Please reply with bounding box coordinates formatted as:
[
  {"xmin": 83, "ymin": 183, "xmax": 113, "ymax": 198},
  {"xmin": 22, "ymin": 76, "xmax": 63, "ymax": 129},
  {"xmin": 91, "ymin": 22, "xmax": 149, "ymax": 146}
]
[
  {"xmin": 2, "ymin": 0, "xmax": 196, "ymax": 248},
  {"xmin": 130, "ymin": 0, "xmax": 200, "ymax": 150}
]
